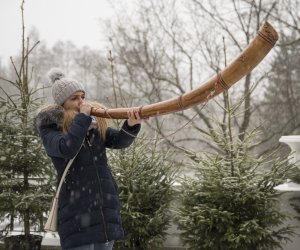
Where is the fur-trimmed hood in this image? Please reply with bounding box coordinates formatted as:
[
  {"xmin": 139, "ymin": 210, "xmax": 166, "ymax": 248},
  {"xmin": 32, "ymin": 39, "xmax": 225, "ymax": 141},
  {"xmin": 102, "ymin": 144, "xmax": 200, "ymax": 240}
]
[{"xmin": 34, "ymin": 104, "xmax": 64, "ymax": 133}]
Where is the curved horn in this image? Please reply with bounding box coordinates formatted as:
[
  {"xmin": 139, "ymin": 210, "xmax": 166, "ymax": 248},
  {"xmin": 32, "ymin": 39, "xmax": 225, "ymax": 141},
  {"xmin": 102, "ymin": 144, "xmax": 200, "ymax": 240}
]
[{"xmin": 91, "ymin": 22, "xmax": 278, "ymax": 119}]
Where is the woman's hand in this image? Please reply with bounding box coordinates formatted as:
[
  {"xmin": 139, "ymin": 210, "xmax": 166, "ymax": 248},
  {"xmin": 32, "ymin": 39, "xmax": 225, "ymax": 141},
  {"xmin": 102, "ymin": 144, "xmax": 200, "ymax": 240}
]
[
  {"xmin": 80, "ymin": 102, "xmax": 92, "ymax": 116},
  {"xmin": 127, "ymin": 108, "xmax": 143, "ymax": 127}
]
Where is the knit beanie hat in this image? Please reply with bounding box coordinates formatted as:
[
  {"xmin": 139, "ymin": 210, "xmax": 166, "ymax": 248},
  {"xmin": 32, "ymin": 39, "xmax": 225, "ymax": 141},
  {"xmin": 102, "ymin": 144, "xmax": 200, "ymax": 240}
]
[{"xmin": 48, "ymin": 68, "xmax": 85, "ymax": 105}]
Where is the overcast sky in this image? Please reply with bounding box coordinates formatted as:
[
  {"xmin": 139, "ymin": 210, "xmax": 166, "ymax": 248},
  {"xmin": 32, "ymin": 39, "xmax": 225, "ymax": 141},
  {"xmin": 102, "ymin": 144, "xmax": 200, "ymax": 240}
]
[{"xmin": 0, "ymin": 0, "xmax": 117, "ymax": 63}]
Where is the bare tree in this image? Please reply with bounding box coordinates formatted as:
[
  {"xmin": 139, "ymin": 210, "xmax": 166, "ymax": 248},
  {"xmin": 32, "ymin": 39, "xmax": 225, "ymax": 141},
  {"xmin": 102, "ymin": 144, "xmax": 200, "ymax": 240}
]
[
  {"xmin": 104, "ymin": 0, "xmax": 300, "ymax": 158},
  {"xmin": 72, "ymin": 46, "xmax": 114, "ymax": 102},
  {"xmin": 102, "ymin": 1, "xmax": 249, "ymax": 153}
]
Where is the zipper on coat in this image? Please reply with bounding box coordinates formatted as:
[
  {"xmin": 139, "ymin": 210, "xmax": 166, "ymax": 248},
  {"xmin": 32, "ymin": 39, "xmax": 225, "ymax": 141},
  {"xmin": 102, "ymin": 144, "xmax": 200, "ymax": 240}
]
[{"xmin": 86, "ymin": 136, "xmax": 109, "ymax": 243}]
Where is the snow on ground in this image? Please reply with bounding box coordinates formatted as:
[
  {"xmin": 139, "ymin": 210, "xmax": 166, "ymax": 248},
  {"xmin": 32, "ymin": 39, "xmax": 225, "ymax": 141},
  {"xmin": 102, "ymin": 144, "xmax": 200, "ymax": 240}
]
[{"xmin": 0, "ymin": 221, "xmax": 61, "ymax": 246}]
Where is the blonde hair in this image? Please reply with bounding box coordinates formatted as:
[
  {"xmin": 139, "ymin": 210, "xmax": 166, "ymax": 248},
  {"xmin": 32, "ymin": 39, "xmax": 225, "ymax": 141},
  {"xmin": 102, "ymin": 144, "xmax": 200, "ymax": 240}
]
[{"xmin": 62, "ymin": 101, "xmax": 108, "ymax": 140}]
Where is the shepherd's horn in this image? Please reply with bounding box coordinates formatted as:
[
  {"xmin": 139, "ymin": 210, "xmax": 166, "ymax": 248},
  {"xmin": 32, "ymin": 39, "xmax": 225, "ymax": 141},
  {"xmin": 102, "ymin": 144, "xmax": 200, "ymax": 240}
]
[{"xmin": 91, "ymin": 22, "xmax": 278, "ymax": 119}]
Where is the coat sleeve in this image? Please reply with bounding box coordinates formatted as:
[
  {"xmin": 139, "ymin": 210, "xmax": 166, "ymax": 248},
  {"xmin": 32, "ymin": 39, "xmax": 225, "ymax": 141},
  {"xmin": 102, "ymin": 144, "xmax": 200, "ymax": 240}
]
[
  {"xmin": 105, "ymin": 120, "xmax": 141, "ymax": 149},
  {"xmin": 39, "ymin": 113, "xmax": 92, "ymax": 159}
]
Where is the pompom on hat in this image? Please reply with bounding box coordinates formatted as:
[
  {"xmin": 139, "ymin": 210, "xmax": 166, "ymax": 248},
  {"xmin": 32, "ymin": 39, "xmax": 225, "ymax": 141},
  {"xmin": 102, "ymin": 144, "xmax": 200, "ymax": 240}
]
[{"xmin": 48, "ymin": 68, "xmax": 85, "ymax": 105}]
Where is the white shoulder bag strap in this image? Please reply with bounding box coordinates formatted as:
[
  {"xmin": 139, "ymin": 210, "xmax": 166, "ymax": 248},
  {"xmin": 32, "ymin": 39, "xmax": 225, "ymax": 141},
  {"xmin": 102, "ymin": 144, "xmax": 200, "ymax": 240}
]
[{"xmin": 44, "ymin": 142, "xmax": 84, "ymax": 232}]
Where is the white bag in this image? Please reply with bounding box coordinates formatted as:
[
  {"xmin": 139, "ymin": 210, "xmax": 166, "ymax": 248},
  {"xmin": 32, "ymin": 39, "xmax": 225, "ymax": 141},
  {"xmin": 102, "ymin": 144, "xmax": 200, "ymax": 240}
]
[{"xmin": 44, "ymin": 149, "xmax": 80, "ymax": 232}]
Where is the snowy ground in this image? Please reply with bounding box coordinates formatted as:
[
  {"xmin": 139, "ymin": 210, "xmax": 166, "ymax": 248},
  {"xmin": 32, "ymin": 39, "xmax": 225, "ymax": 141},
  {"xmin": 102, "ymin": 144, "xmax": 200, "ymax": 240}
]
[
  {"xmin": 0, "ymin": 221, "xmax": 61, "ymax": 246},
  {"xmin": 0, "ymin": 232, "xmax": 60, "ymax": 246}
]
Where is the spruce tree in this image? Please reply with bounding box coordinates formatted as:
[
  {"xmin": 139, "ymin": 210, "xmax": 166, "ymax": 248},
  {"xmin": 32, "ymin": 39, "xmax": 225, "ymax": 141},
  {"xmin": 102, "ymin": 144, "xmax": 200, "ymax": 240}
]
[
  {"xmin": 175, "ymin": 90, "xmax": 296, "ymax": 250},
  {"xmin": 0, "ymin": 0, "xmax": 54, "ymax": 240},
  {"xmin": 108, "ymin": 135, "xmax": 177, "ymax": 249}
]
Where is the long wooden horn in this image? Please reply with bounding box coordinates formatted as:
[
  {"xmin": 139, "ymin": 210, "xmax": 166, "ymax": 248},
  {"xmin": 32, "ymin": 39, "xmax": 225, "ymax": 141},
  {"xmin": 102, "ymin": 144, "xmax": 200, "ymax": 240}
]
[{"xmin": 91, "ymin": 22, "xmax": 278, "ymax": 119}]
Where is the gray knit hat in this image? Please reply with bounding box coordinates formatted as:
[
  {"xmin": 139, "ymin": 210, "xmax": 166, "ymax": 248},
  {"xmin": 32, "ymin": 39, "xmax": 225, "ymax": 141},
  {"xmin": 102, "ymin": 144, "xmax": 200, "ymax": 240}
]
[{"xmin": 48, "ymin": 68, "xmax": 85, "ymax": 105}]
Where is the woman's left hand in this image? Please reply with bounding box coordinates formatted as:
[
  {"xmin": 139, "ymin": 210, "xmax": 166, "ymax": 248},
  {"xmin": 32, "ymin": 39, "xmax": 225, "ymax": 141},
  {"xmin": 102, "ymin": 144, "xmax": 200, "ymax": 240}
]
[{"xmin": 127, "ymin": 108, "xmax": 143, "ymax": 127}]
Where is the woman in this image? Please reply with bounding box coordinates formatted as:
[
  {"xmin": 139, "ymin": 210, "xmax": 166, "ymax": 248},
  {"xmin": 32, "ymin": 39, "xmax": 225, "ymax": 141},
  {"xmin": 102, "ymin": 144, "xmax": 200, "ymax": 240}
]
[{"xmin": 35, "ymin": 68, "xmax": 142, "ymax": 250}]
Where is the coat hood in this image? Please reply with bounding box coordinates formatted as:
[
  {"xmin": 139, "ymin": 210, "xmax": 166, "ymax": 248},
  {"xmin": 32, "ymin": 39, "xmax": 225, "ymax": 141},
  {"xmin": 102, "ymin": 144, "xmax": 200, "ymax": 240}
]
[{"xmin": 34, "ymin": 104, "xmax": 64, "ymax": 133}]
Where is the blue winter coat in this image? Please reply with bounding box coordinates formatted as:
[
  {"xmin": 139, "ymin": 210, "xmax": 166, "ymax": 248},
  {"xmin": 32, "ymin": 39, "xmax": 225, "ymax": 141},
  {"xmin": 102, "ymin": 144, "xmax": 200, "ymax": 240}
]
[{"xmin": 34, "ymin": 105, "xmax": 140, "ymax": 249}]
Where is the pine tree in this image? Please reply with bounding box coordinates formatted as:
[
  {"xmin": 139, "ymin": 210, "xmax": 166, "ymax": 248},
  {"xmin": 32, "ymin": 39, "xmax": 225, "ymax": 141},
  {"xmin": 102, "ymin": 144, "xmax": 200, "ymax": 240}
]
[
  {"xmin": 0, "ymin": 0, "xmax": 54, "ymax": 241},
  {"xmin": 175, "ymin": 90, "xmax": 296, "ymax": 250},
  {"xmin": 259, "ymin": 35, "xmax": 300, "ymax": 150},
  {"xmin": 108, "ymin": 135, "xmax": 177, "ymax": 249}
]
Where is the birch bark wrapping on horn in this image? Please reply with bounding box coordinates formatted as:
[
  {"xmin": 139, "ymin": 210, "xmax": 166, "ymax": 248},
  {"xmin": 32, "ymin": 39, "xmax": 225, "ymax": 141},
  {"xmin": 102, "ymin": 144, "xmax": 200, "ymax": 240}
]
[{"xmin": 90, "ymin": 22, "xmax": 278, "ymax": 120}]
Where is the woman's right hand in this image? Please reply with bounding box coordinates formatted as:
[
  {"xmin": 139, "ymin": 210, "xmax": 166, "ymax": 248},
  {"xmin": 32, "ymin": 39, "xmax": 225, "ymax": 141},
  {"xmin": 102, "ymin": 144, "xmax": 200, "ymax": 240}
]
[{"xmin": 80, "ymin": 102, "xmax": 92, "ymax": 116}]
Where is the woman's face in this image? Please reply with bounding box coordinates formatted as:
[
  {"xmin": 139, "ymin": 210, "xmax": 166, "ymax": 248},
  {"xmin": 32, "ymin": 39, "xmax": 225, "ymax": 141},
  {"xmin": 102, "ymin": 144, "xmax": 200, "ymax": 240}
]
[{"xmin": 63, "ymin": 91, "xmax": 85, "ymax": 112}]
